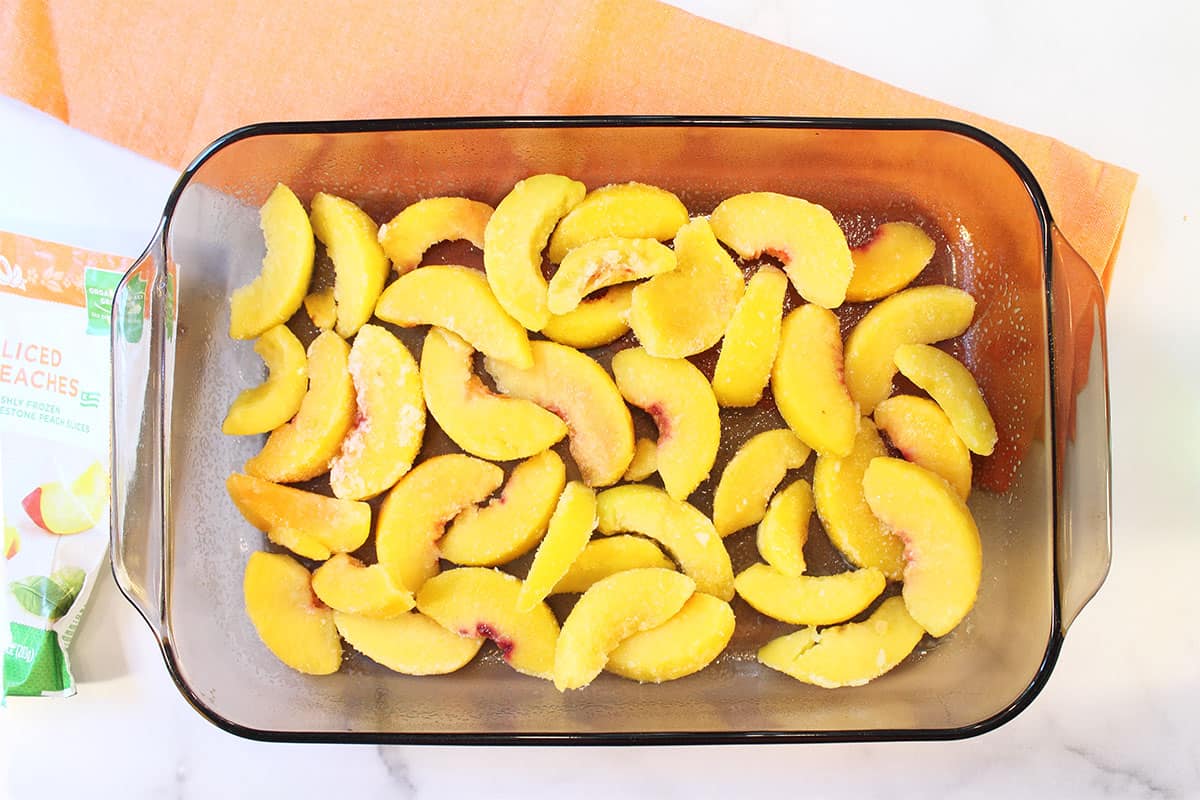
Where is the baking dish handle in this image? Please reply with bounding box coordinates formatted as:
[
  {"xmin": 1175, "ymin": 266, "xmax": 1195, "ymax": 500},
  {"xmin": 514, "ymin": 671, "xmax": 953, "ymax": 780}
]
[{"xmin": 1050, "ymin": 225, "xmax": 1112, "ymax": 633}]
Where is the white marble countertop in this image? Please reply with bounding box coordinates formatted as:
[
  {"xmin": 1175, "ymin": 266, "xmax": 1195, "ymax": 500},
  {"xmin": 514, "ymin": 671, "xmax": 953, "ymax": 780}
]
[{"xmin": 5, "ymin": 1, "xmax": 1198, "ymax": 797}]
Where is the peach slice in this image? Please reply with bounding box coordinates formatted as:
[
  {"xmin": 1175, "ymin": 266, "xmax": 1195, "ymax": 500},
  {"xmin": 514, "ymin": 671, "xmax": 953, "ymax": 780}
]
[
  {"xmin": 606, "ymin": 592, "xmax": 735, "ymax": 683},
  {"xmin": 243, "ymin": 551, "xmax": 341, "ymax": 675},
  {"xmin": 334, "ymin": 611, "xmax": 482, "ymax": 675},
  {"xmin": 22, "ymin": 461, "xmax": 108, "ymax": 536},
  {"xmin": 610, "ymin": 346, "xmax": 721, "ymax": 501},
  {"xmin": 309, "ymin": 192, "xmax": 390, "ymax": 338},
  {"xmin": 546, "ymin": 237, "xmax": 676, "ymax": 315},
  {"xmin": 312, "ymin": 554, "xmax": 414, "ymax": 619},
  {"xmin": 485, "ymin": 340, "xmax": 634, "ymax": 486},
  {"xmin": 874, "ymin": 395, "xmax": 972, "ymax": 499},
  {"xmin": 421, "ymin": 327, "xmax": 566, "ymax": 461},
  {"xmin": 244, "ymin": 331, "xmax": 354, "ymax": 483},
  {"xmin": 517, "ymin": 481, "xmax": 597, "ymax": 611},
  {"xmin": 4, "ymin": 524, "xmax": 18, "ymax": 559},
  {"xmin": 734, "ymin": 563, "xmax": 885, "ymax": 625},
  {"xmin": 221, "ymin": 324, "xmax": 308, "ymax": 436},
  {"xmin": 893, "ymin": 344, "xmax": 997, "ymax": 456},
  {"xmin": 712, "ymin": 429, "xmax": 811, "ymax": 538},
  {"xmin": 812, "ymin": 420, "xmax": 905, "ymax": 580},
  {"xmin": 757, "ymin": 596, "xmax": 924, "ymax": 688},
  {"xmin": 484, "ymin": 173, "xmax": 586, "ymax": 331},
  {"xmin": 540, "ymin": 285, "xmax": 634, "ymax": 349},
  {"xmin": 378, "ymin": 197, "xmax": 493, "ymax": 274},
  {"xmin": 547, "ymin": 182, "xmax": 689, "ymax": 263},
  {"xmin": 622, "ymin": 437, "xmax": 658, "ymax": 482},
  {"xmin": 375, "ymin": 264, "xmax": 533, "ymax": 369},
  {"xmin": 845, "ymin": 222, "xmax": 936, "ymax": 303},
  {"xmin": 711, "ymin": 265, "xmax": 788, "ymax": 407},
  {"xmin": 438, "ymin": 450, "xmax": 566, "ymax": 567},
  {"xmin": 771, "ymin": 304, "xmax": 858, "ymax": 458},
  {"xmin": 553, "ymin": 567, "xmax": 695, "ymax": 691},
  {"xmin": 550, "ymin": 535, "xmax": 675, "ymax": 594},
  {"xmin": 628, "ymin": 218, "xmax": 744, "ymax": 358},
  {"xmin": 303, "ymin": 288, "xmax": 336, "ymax": 330},
  {"xmin": 416, "ymin": 567, "xmax": 561, "ymax": 679},
  {"xmin": 863, "ymin": 457, "xmax": 982, "ymax": 637},
  {"xmin": 708, "ymin": 191, "xmax": 853, "ymax": 309},
  {"xmin": 226, "ymin": 473, "xmax": 369, "ymax": 560},
  {"xmin": 756, "ymin": 478, "xmax": 812, "ymax": 577},
  {"xmin": 843, "ymin": 285, "xmax": 976, "ymax": 414},
  {"xmin": 229, "ymin": 183, "xmax": 315, "ymax": 340},
  {"xmin": 596, "ymin": 485, "xmax": 734, "ymax": 600},
  {"xmin": 375, "ymin": 454, "xmax": 504, "ymax": 592}
]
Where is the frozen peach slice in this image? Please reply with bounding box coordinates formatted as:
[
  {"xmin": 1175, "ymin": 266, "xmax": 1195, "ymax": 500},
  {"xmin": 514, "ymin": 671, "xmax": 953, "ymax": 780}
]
[
  {"xmin": 303, "ymin": 288, "xmax": 336, "ymax": 330},
  {"xmin": 711, "ymin": 265, "xmax": 787, "ymax": 407},
  {"xmin": 606, "ymin": 592, "xmax": 734, "ymax": 683},
  {"xmin": 334, "ymin": 611, "xmax": 482, "ymax": 675},
  {"xmin": 378, "ymin": 197, "xmax": 493, "ymax": 274},
  {"xmin": 243, "ymin": 551, "xmax": 341, "ymax": 675},
  {"xmin": 485, "ymin": 340, "xmax": 634, "ymax": 487},
  {"xmin": 517, "ymin": 481, "xmax": 597, "ymax": 611},
  {"xmin": 756, "ymin": 479, "xmax": 812, "ymax": 577},
  {"xmin": 712, "ymin": 429, "xmax": 811, "ymax": 537},
  {"xmin": 843, "ymin": 285, "xmax": 976, "ymax": 414},
  {"xmin": 812, "ymin": 420, "xmax": 905, "ymax": 580},
  {"xmin": 596, "ymin": 485, "xmax": 733, "ymax": 600},
  {"xmin": 709, "ymin": 192, "xmax": 853, "ymax": 309},
  {"xmin": 375, "ymin": 264, "xmax": 532, "ymax": 369},
  {"xmin": 312, "ymin": 554, "xmax": 414, "ymax": 619},
  {"xmin": 541, "ymin": 285, "xmax": 633, "ymax": 349},
  {"xmin": 230, "ymin": 183, "xmax": 315, "ymax": 340},
  {"xmin": 611, "ymin": 347, "xmax": 720, "ymax": 501},
  {"xmin": 622, "ymin": 437, "xmax": 658, "ymax": 481},
  {"xmin": 375, "ymin": 454, "xmax": 504, "ymax": 592},
  {"xmin": 547, "ymin": 182, "xmax": 689, "ymax": 263},
  {"xmin": 222, "ymin": 324, "xmax": 308, "ymax": 436},
  {"xmin": 554, "ymin": 567, "xmax": 695, "ymax": 690},
  {"xmin": 309, "ymin": 192, "xmax": 390, "ymax": 338},
  {"xmin": 845, "ymin": 221, "xmax": 936, "ymax": 303},
  {"xmin": 629, "ymin": 218, "xmax": 744, "ymax": 358},
  {"xmin": 22, "ymin": 462, "xmax": 108, "ymax": 536},
  {"xmin": 244, "ymin": 331, "xmax": 354, "ymax": 483},
  {"xmin": 893, "ymin": 344, "xmax": 997, "ymax": 456},
  {"xmin": 772, "ymin": 304, "xmax": 858, "ymax": 457},
  {"xmin": 757, "ymin": 596, "xmax": 924, "ymax": 688},
  {"xmin": 863, "ymin": 457, "xmax": 982, "ymax": 637},
  {"xmin": 734, "ymin": 563, "xmax": 885, "ymax": 625},
  {"xmin": 329, "ymin": 325, "xmax": 425, "ymax": 501},
  {"xmin": 484, "ymin": 174, "xmax": 586, "ymax": 331},
  {"xmin": 417, "ymin": 567, "xmax": 561, "ymax": 679},
  {"xmin": 874, "ymin": 395, "xmax": 972, "ymax": 499},
  {"xmin": 226, "ymin": 473, "xmax": 369, "ymax": 561},
  {"xmin": 421, "ymin": 327, "xmax": 566, "ymax": 461},
  {"xmin": 547, "ymin": 237, "xmax": 676, "ymax": 315},
  {"xmin": 550, "ymin": 535, "xmax": 675, "ymax": 594},
  {"xmin": 439, "ymin": 450, "xmax": 566, "ymax": 567}
]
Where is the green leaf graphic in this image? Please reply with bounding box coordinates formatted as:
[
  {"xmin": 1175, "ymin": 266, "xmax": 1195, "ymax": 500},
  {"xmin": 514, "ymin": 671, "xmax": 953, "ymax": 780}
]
[{"xmin": 10, "ymin": 569, "xmax": 85, "ymax": 620}]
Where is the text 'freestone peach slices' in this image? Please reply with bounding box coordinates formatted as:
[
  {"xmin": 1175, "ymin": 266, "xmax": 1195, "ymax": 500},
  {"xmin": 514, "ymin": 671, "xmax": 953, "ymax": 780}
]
[
  {"xmin": 243, "ymin": 551, "xmax": 341, "ymax": 675},
  {"xmin": 550, "ymin": 535, "xmax": 676, "ymax": 595},
  {"xmin": 874, "ymin": 395, "xmax": 972, "ymax": 500},
  {"xmin": 772, "ymin": 304, "xmax": 858, "ymax": 458},
  {"xmin": 708, "ymin": 191, "xmax": 854, "ymax": 309},
  {"xmin": 518, "ymin": 481, "xmax": 597, "ymax": 611},
  {"xmin": 845, "ymin": 221, "xmax": 936, "ymax": 303},
  {"xmin": 893, "ymin": 344, "xmax": 998, "ymax": 456},
  {"xmin": 611, "ymin": 346, "xmax": 721, "ymax": 501},
  {"xmin": 734, "ymin": 562, "xmax": 885, "ymax": 626},
  {"xmin": 606, "ymin": 592, "xmax": 734, "ymax": 683},
  {"xmin": 622, "ymin": 437, "xmax": 658, "ymax": 482},
  {"xmin": 711, "ymin": 265, "xmax": 788, "ymax": 407},
  {"xmin": 312, "ymin": 554, "xmax": 414, "ymax": 619},
  {"xmin": 309, "ymin": 192, "xmax": 390, "ymax": 339},
  {"xmin": 540, "ymin": 284, "xmax": 634, "ymax": 349},
  {"xmin": 226, "ymin": 473, "xmax": 370, "ymax": 561},
  {"xmin": 547, "ymin": 237, "xmax": 676, "ymax": 315},
  {"xmin": 221, "ymin": 324, "xmax": 308, "ymax": 436},
  {"xmin": 547, "ymin": 181, "xmax": 689, "ymax": 263},
  {"xmin": 712, "ymin": 428, "xmax": 811, "ymax": 538},
  {"xmin": 378, "ymin": 197, "xmax": 493, "ymax": 275},
  {"xmin": 756, "ymin": 478, "xmax": 813, "ymax": 577},
  {"xmin": 334, "ymin": 611, "xmax": 482, "ymax": 675}
]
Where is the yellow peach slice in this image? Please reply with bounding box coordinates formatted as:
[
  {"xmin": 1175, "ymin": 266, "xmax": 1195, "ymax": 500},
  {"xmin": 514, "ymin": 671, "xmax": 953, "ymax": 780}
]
[
  {"xmin": 893, "ymin": 344, "xmax": 997, "ymax": 456},
  {"xmin": 485, "ymin": 340, "xmax": 634, "ymax": 487},
  {"xmin": 226, "ymin": 473, "xmax": 369, "ymax": 561},
  {"xmin": 329, "ymin": 325, "xmax": 425, "ymax": 501},
  {"xmin": 550, "ymin": 535, "xmax": 675, "ymax": 594},
  {"xmin": 517, "ymin": 481, "xmax": 596, "ymax": 611},
  {"xmin": 375, "ymin": 264, "xmax": 532, "ymax": 369},
  {"xmin": 375, "ymin": 454, "xmax": 504, "ymax": 592},
  {"xmin": 309, "ymin": 192, "xmax": 390, "ymax": 338},
  {"xmin": 874, "ymin": 395, "xmax": 972, "ymax": 499},
  {"xmin": 547, "ymin": 237, "xmax": 676, "ymax": 315},
  {"xmin": 772, "ymin": 304, "xmax": 858, "ymax": 458},
  {"xmin": 421, "ymin": 327, "xmax": 566, "ymax": 461},
  {"xmin": 243, "ymin": 551, "xmax": 341, "ymax": 675},
  {"xmin": 606, "ymin": 592, "xmax": 734, "ymax": 683},
  {"xmin": 596, "ymin": 485, "xmax": 733, "ymax": 600},
  {"xmin": 547, "ymin": 182, "xmax": 689, "ymax": 263},
  {"xmin": 711, "ymin": 265, "xmax": 787, "ymax": 407},
  {"xmin": 734, "ymin": 563, "xmax": 885, "ymax": 625},
  {"xmin": 709, "ymin": 192, "xmax": 853, "ymax": 309},
  {"xmin": 846, "ymin": 221, "xmax": 936, "ymax": 303},
  {"xmin": 843, "ymin": 285, "xmax": 976, "ymax": 414},
  {"xmin": 712, "ymin": 429, "xmax": 811, "ymax": 537},
  {"xmin": 628, "ymin": 218, "xmax": 744, "ymax": 358},
  {"xmin": 230, "ymin": 183, "xmax": 315, "ymax": 340},
  {"xmin": 540, "ymin": 285, "xmax": 633, "ymax": 349},
  {"xmin": 757, "ymin": 596, "xmax": 924, "ymax": 688},
  {"xmin": 622, "ymin": 437, "xmax": 658, "ymax": 481},
  {"xmin": 756, "ymin": 479, "xmax": 812, "ymax": 577},
  {"xmin": 416, "ymin": 567, "xmax": 561, "ymax": 679},
  {"xmin": 303, "ymin": 288, "xmax": 336, "ymax": 330},
  {"xmin": 553, "ymin": 567, "xmax": 695, "ymax": 690},
  {"xmin": 863, "ymin": 457, "xmax": 982, "ymax": 637},
  {"xmin": 312, "ymin": 554, "xmax": 414, "ymax": 619},
  {"xmin": 334, "ymin": 611, "xmax": 482, "ymax": 675},
  {"xmin": 484, "ymin": 173, "xmax": 586, "ymax": 331},
  {"xmin": 611, "ymin": 347, "xmax": 720, "ymax": 501},
  {"xmin": 222, "ymin": 325, "xmax": 308, "ymax": 436},
  {"xmin": 438, "ymin": 450, "xmax": 566, "ymax": 567},
  {"xmin": 378, "ymin": 197, "xmax": 493, "ymax": 274}
]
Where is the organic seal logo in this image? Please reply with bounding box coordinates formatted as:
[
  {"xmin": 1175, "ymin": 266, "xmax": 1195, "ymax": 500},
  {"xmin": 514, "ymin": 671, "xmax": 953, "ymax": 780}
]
[{"xmin": 0, "ymin": 255, "xmax": 27, "ymax": 290}]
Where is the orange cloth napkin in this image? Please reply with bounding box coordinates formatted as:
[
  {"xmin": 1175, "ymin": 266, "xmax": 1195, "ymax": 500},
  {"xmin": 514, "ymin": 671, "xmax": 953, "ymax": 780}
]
[{"xmin": 0, "ymin": 0, "xmax": 1134, "ymax": 286}]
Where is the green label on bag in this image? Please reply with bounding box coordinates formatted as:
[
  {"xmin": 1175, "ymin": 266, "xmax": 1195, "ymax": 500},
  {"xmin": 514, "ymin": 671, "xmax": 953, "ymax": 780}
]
[
  {"xmin": 121, "ymin": 274, "xmax": 147, "ymax": 343},
  {"xmin": 84, "ymin": 267, "xmax": 122, "ymax": 336},
  {"xmin": 4, "ymin": 622, "xmax": 74, "ymax": 697}
]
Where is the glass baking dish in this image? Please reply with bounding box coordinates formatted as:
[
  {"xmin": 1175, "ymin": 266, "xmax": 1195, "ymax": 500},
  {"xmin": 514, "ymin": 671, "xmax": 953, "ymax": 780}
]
[{"xmin": 108, "ymin": 116, "xmax": 1111, "ymax": 744}]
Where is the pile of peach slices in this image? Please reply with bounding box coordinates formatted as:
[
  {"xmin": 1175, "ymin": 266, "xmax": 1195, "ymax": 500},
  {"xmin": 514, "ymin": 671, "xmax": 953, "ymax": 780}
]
[{"xmin": 224, "ymin": 177, "xmax": 996, "ymax": 692}]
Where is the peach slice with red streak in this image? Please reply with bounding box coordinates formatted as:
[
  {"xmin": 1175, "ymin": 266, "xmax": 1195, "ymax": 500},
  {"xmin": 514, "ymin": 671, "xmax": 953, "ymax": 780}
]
[
  {"xmin": 547, "ymin": 237, "xmax": 676, "ymax": 315},
  {"xmin": 874, "ymin": 395, "xmax": 972, "ymax": 499},
  {"xmin": 893, "ymin": 344, "xmax": 997, "ymax": 456},
  {"xmin": 712, "ymin": 429, "xmax": 811, "ymax": 538},
  {"xmin": 378, "ymin": 197, "xmax": 493, "ymax": 274},
  {"xmin": 221, "ymin": 324, "xmax": 308, "ymax": 436},
  {"xmin": 550, "ymin": 535, "xmax": 676, "ymax": 595},
  {"xmin": 310, "ymin": 192, "xmax": 390, "ymax": 339},
  {"xmin": 622, "ymin": 437, "xmax": 658, "ymax": 481},
  {"xmin": 541, "ymin": 285, "xmax": 634, "ymax": 349},
  {"xmin": 772, "ymin": 304, "xmax": 858, "ymax": 458},
  {"xmin": 756, "ymin": 478, "xmax": 813, "ymax": 577},
  {"xmin": 712, "ymin": 265, "xmax": 788, "ymax": 407},
  {"xmin": 547, "ymin": 181, "xmax": 689, "ymax": 264},
  {"xmin": 605, "ymin": 592, "xmax": 734, "ymax": 683},
  {"xmin": 243, "ymin": 551, "xmax": 341, "ymax": 675},
  {"xmin": 517, "ymin": 481, "xmax": 597, "ymax": 611},
  {"xmin": 4, "ymin": 525, "xmax": 19, "ymax": 559},
  {"xmin": 311, "ymin": 554, "xmax": 414, "ymax": 619},
  {"xmin": 22, "ymin": 462, "xmax": 108, "ymax": 536},
  {"xmin": 734, "ymin": 563, "xmax": 885, "ymax": 626},
  {"xmin": 334, "ymin": 611, "xmax": 482, "ymax": 675},
  {"xmin": 845, "ymin": 221, "xmax": 936, "ymax": 303},
  {"xmin": 226, "ymin": 473, "xmax": 370, "ymax": 561},
  {"xmin": 303, "ymin": 288, "xmax": 336, "ymax": 330}
]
